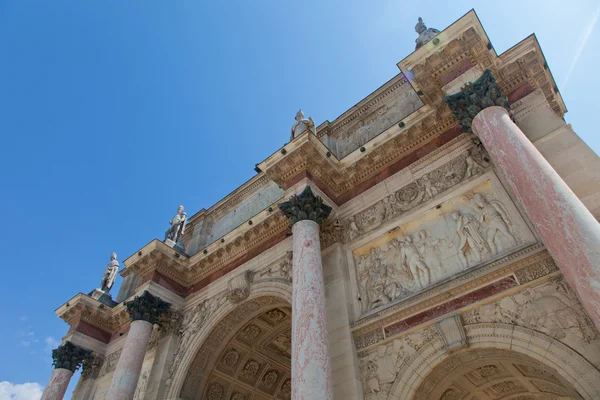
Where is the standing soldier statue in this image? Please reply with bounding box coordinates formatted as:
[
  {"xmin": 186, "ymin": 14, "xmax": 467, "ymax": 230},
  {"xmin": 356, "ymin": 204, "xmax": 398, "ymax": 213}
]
[
  {"xmin": 100, "ymin": 252, "xmax": 119, "ymax": 293},
  {"xmin": 165, "ymin": 205, "xmax": 187, "ymax": 244}
]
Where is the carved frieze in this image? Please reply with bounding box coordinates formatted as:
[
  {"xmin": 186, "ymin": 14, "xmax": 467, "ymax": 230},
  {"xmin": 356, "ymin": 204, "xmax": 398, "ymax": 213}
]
[
  {"xmin": 359, "ymin": 327, "xmax": 440, "ymax": 399},
  {"xmin": 99, "ymin": 349, "xmax": 122, "ymax": 377},
  {"xmin": 259, "ymin": 251, "xmax": 292, "ymax": 282},
  {"xmin": 462, "ymin": 276, "xmax": 600, "ymax": 347},
  {"xmin": 352, "ymin": 178, "xmax": 534, "ymax": 314},
  {"xmin": 342, "ymin": 146, "xmax": 490, "ymax": 243},
  {"xmin": 169, "ymin": 295, "xmax": 227, "ymax": 381}
]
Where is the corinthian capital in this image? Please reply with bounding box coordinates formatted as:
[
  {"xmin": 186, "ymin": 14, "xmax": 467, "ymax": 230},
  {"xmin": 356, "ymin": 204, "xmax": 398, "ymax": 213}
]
[
  {"xmin": 51, "ymin": 341, "xmax": 91, "ymax": 372},
  {"xmin": 443, "ymin": 69, "xmax": 510, "ymax": 137},
  {"xmin": 126, "ymin": 291, "xmax": 171, "ymax": 325},
  {"xmin": 278, "ymin": 186, "xmax": 332, "ymax": 225}
]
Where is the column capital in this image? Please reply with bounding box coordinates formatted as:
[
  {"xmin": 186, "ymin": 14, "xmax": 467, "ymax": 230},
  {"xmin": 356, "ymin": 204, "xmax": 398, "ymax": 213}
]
[
  {"xmin": 126, "ymin": 290, "xmax": 171, "ymax": 325},
  {"xmin": 278, "ymin": 186, "xmax": 332, "ymax": 225},
  {"xmin": 443, "ymin": 69, "xmax": 510, "ymax": 138},
  {"xmin": 51, "ymin": 341, "xmax": 91, "ymax": 373}
]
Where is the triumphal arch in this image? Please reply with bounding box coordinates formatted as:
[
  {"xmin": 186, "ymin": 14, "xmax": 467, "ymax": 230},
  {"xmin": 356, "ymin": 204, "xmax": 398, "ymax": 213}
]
[{"xmin": 41, "ymin": 10, "xmax": 600, "ymax": 400}]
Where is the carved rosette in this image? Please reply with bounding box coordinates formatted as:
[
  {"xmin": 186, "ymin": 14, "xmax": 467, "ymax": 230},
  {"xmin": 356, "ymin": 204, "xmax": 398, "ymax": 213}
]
[
  {"xmin": 81, "ymin": 353, "xmax": 104, "ymax": 380},
  {"xmin": 278, "ymin": 186, "xmax": 332, "ymax": 225},
  {"xmin": 126, "ymin": 290, "xmax": 171, "ymax": 325},
  {"xmin": 51, "ymin": 341, "xmax": 92, "ymax": 373},
  {"xmin": 443, "ymin": 69, "xmax": 510, "ymax": 138}
]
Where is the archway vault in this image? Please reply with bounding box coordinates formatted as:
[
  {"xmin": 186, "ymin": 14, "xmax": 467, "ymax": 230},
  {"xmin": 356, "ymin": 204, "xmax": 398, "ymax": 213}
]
[
  {"xmin": 388, "ymin": 323, "xmax": 600, "ymax": 400},
  {"xmin": 169, "ymin": 281, "xmax": 293, "ymax": 400},
  {"xmin": 413, "ymin": 348, "xmax": 582, "ymax": 400}
]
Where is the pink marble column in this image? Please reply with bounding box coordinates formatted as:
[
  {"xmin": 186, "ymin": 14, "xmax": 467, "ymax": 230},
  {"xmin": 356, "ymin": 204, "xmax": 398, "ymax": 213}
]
[
  {"xmin": 40, "ymin": 368, "xmax": 73, "ymax": 400},
  {"xmin": 106, "ymin": 320, "xmax": 154, "ymax": 400},
  {"xmin": 106, "ymin": 290, "xmax": 170, "ymax": 400},
  {"xmin": 291, "ymin": 219, "xmax": 333, "ymax": 400},
  {"xmin": 472, "ymin": 106, "xmax": 600, "ymax": 329}
]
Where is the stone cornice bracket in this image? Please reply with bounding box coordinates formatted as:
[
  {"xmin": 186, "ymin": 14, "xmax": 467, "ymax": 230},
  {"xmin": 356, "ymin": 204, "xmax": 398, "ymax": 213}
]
[
  {"xmin": 443, "ymin": 69, "xmax": 510, "ymax": 142},
  {"xmin": 278, "ymin": 186, "xmax": 332, "ymax": 225},
  {"xmin": 126, "ymin": 290, "xmax": 171, "ymax": 325},
  {"xmin": 436, "ymin": 314, "xmax": 468, "ymax": 353},
  {"xmin": 51, "ymin": 341, "xmax": 92, "ymax": 373}
]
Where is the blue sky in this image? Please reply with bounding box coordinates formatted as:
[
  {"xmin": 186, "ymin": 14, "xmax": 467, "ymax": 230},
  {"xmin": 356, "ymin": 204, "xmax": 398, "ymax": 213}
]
[{"xmin": 0, "ymin": 1, "xmax": 598, "ymax": 399}]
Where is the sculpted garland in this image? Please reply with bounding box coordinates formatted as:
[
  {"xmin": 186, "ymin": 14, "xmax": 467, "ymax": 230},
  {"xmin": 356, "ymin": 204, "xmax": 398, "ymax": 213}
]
[{"xmin": 342, "ymin": 146, "xmax": 490, "ymax": 243}]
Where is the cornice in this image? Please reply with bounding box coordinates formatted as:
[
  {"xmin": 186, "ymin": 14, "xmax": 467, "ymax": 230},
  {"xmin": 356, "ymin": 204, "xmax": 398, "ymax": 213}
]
[{"xmin": 56, "ymin": 293, "xmax": 129, "ymax": 334}]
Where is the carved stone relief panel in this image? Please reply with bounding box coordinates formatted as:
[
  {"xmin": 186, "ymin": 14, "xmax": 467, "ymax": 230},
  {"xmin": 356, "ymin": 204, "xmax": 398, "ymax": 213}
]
[
  {"xmin": 352, "ymin": 178, "xmax": 535, "ymax": 314},
  {"xmin": 342, "ymin": 146, "xmax": 491, "ymax": 243},
  {"xmin": 358, "ymin": 326, "xmax": 441, "ymax": 399},
  {"xmin": 334, "ymin": 86, "xmax": 423, "ymax": 159},
  {"xmin": 462, "ymin": 276, "xmax": 600, "ymax": 361}
]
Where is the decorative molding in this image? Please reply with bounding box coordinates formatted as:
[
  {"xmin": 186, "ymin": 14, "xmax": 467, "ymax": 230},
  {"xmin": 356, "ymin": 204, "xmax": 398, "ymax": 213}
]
[{"xmin": 341, "ymin": 146, "xmax": 490, "ymax": 243}]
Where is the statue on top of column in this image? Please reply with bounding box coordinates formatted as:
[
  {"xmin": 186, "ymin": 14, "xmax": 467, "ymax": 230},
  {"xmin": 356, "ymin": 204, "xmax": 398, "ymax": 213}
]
[
  {"xmin": 165, "ymin": 205, "xmax": 187, "ymax": 244},
  {"xmin": 100, "ymin": 252, "xmax": 119, "ymax": 293},
  {"xmin": 290, "ymin": 109, "xmax": 316, "ymax": 140},
  {"xmin": 415, "ymin": 17, "xmax": 440, "ymax": 50}
]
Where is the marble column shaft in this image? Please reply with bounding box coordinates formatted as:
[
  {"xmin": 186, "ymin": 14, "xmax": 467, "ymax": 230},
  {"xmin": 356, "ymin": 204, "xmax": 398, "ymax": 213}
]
[
  {"xmin": 106, "ymin": 320, "xmax": 154, "ymax": 400},
  {"xmin": 40, "ymin": 368, "xmax": 73, "ymax": 400},
  {"xmin": 291, "ymin": 219, "xmax": 333, "ymax": 400},
  {"xmin": 472, "ymin": 106, "xmax": 600, "ymax": 329}
]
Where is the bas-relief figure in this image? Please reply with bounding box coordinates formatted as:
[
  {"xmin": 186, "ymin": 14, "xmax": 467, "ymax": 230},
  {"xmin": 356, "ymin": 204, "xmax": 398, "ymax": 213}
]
[
  {"xmin": 360, "ymin": 328, "xmax": 440, "ymax": 399},
  {"xmin": 342, "ymin": 147, "xmax": 490, "ymax": 242},
  {"xmin": 354, "ymin": 179, "xmax": 530, "ymax": 314},
  {"xmin": 100, "ymin": 252, "xmax": 119, "ymax": 293},
  {"xmin": 165, "ymin": 205, "xmax": 187, "ymax": 244},
  {"xmin": 260, "ymin": 251, "xmax": 293, "ymax": 282},
  {"xmin": 290, "ymin": 109, "xmax": 316, "ymax": 140},
  {"xmin": 462, "ymin": 277, "xmax": 600, "ymax": 348}
]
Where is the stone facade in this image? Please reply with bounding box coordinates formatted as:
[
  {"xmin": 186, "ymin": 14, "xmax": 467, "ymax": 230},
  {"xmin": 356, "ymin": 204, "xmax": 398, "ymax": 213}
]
[{"xmin": 47, "ymin": 10, "xmax": 600, "ymax": 400}]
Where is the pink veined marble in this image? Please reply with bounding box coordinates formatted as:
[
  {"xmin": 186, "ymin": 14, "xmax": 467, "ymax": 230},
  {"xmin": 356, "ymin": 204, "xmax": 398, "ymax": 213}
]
[
  {"xmin": 291, "ymin": 220, "xmax": 333, "ymax": 400},
  {"xmin": 40, "ymin": 368, "xmax": 73, "ymax": 400},
  {"xmin": 472, "ymin": 106, "xmax": 600, "ymax": 330},
  {"xmin": 106, "ymin": 320, "xmax": 154, "ymax": 400}
]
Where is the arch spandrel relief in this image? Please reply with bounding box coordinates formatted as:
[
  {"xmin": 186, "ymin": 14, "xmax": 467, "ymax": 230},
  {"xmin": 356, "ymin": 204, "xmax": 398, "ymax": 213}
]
[{"xmin": 352, "ymin": 177, "xmax": 536, "ymax": 314}]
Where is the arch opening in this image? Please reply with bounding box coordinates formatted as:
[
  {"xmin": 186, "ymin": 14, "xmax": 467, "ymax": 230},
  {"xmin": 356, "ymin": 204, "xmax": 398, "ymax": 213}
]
[
  {"xmin": 176, "ymin": 293, "xmax": 292, "ymax": 400},
  {"xmin": 413, "ymin": 348, "xmax": 583, "ymax": 400}
]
